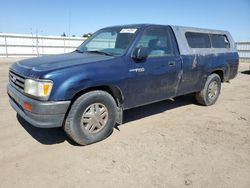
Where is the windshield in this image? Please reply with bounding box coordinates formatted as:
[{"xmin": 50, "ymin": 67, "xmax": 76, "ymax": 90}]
[{"xmin": 77, "ymin": 27, "xmax": 138, "ymax": 56}]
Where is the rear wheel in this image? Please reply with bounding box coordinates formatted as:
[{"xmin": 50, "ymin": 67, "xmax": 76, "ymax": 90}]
[
  {"xmin": 195, "ymin": 73, "xmax": 221, "ymax": 106},
  {"xmin": 64, "ymin": 90, "xmax": 117, "ymax": 145}
]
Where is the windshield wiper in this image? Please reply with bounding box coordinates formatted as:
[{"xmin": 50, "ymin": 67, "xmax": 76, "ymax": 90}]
[{"xmin": 87, "ymin": 50, "xmax": 113, "ymax": 56}]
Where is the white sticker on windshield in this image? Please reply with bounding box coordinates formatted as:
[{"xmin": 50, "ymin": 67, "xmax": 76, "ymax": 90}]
[{"xmin": 120, "ymin": 28, "xmax": 137, "ymax": 33}]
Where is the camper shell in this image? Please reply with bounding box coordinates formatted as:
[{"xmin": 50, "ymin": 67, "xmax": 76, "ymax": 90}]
[{"xmin": 171, "ymin": 25, "xmax": 237, "ymax": 55}]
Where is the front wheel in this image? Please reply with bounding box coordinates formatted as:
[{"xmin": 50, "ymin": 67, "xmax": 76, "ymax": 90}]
[
  {"xmin": 64, "ymin": 90, "xmax": 117, "ymax": 145},
  {"xmin": 195, "ymin": 73, "xmax": 221, "ymax": 106}
]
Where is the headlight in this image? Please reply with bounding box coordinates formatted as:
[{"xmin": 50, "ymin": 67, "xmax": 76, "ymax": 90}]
[{"xmin": 24, "ymin": 79, "xmax": 53, "ymax": 99}]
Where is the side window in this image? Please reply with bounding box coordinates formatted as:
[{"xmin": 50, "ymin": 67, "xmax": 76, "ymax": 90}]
[
  {"xmin": 135, "ymin": 28, "xmax": 173, "ymax": 57},
  {"xmin": 210, "ymin": 34, "xmax": 230, "ymax": 48},
  {"xmin": 185, "ymin": 32, "xmax": 211, "ymax": 48}
]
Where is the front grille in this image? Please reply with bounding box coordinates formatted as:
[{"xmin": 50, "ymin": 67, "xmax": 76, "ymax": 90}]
[{"xmin": 9, "ymin": 71, "xmax": 25, "ymax": 92}]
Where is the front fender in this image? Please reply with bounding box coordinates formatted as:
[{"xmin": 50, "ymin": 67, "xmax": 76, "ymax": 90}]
[
  {"xmin": 43, "ymin": 57, "xmax": 126, "ymax": 101},
  {"xmin": 42, "ymin": 66, "xmax": 93, "ymax": 101}
]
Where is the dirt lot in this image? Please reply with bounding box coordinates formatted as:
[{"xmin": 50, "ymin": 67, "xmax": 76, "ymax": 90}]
[{"xmin": 0, "ymin": 58, "xmax": 249, "ymax": 188}]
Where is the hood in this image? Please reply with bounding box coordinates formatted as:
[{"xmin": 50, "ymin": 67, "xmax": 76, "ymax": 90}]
[{"xmin": 11, "ymin": 52, "xmax": 115, "ymax": 74}]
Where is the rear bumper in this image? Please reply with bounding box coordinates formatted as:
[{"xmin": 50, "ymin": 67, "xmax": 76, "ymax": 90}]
[{"xmin": 7, "ymin": 84, "xmax": 70, "ymax": 128}]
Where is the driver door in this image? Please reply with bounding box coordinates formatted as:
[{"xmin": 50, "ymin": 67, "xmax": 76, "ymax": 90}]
[{"xmin": 125, "ymin": 26, "xmax": 182, "ymax": 109}]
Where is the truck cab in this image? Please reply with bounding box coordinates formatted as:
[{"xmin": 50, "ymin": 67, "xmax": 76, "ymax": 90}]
[{"xmin": 7, "ymin": 24, "xmax": 239, "ymax": 145}]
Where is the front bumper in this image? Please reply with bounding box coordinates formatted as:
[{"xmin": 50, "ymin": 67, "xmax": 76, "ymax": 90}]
[{"xmin": 7, "ymin": 84, "xmax": 70, "ymax": 128}]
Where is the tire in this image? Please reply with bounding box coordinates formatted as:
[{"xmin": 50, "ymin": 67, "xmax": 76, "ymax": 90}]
[
  {"xmin": 195, "ymin": 73, "xmax": 221, "ymax": 106},
  {"xmin": 64, "ymin": 90, "xmax": 117, "ymax": 145}
]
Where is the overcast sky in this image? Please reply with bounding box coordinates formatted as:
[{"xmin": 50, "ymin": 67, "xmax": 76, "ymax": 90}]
[{"xmin": 0, "ymin": 0, "xmax": 249, "ymax": 41}]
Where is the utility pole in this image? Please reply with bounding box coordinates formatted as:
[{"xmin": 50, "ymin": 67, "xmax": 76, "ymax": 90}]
[
  {"xmin": 36, "ymin": 29, "xmax": 39, "ymax": 56},
  {"xmin": 68, "ymin": 8, "xmax": 71, "ymax": 52}
]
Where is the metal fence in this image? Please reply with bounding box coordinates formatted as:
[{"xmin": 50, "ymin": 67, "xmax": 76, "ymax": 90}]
[
  {"xmin": 236, "ymin": 42, "xmax": 250, "ymax": 60},
  {"xmin": 0, "ymin": 33, "xmax": 86, "ymax": 57},
  {"xmin": 0, "ymin": 33, "xmax": 250, "ymax": 60}
]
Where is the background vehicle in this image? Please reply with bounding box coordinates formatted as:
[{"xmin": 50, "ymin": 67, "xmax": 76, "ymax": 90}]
[{"xmin": 7, "ymin": 24, "xmax": 239, "ymax": 145}]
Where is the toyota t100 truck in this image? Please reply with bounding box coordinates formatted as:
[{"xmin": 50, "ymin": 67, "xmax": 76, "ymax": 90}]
[{"xmin": 7, "ymin": 24, "xmax": 239, "ymax": 145}]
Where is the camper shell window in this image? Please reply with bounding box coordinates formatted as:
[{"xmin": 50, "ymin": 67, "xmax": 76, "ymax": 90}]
[
  {"xmin": 185, "ymin": 32, "xmax": 230, "ymax": 49},
  {"xmin": 210, "ymin": 34, "xmax": 230, "ymax": 48},
  {"xmin": 185, "ymin": 32, "xmax": 211, "ymax": 48}
]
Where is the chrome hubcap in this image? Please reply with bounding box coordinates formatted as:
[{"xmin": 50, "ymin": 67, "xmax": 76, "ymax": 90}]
[
  {"xmin": 81, "ymin": 103, "xmax": 108, "ymax": 134},
  {"xmin": 208, "ymin": 81, "xmax": 218, "ymax": 100}
]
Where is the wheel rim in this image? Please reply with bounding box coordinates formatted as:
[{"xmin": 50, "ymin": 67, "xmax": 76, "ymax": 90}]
[
  {"xmin": 208, "ymin": 81, "xmax": 218, "ymax": 100},
  {"xmin": 81, "ymin": 103, "xmax": 109, "ymax": 134}
]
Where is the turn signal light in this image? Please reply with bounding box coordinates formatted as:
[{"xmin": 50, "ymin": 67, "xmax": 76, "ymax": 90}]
[{"xmin": 23, "ymin": 102, "xmax": 32, "ymax": 111}]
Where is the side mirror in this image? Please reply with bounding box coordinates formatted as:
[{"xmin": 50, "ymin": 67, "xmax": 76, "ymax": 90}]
[{"xmin": 132, "ymin": 47, "xmax": 148, "ymax": 62}]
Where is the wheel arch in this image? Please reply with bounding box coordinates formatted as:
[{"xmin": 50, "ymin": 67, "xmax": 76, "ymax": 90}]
[
  {"xmin": 70, "ymin": 85, "xmax": 124, "ymax": 108},
  {"xmin": 210, "ymin": 62, "xmax": 231, "ymax": 82},
  {"xmin": 199, "ymin": 68, "xmax": 225, "ymax": 93},
  {"xmin": 211, "ymin": 69, "xmax": 224, "ymax": 82}
]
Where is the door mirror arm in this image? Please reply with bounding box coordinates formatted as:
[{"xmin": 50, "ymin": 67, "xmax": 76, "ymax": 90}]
[{"xmin": 132, "ymin": 47, "xmax": 148, "ymax": 62}]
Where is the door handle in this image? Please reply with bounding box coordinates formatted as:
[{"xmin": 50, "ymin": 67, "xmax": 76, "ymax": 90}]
[{"xmin": 168, "ymin": 61, "xmax": 176, "ymax": 67}]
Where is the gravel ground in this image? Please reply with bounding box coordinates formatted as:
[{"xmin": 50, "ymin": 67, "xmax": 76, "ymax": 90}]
[{"xmin": 0, "ymin": 58, "xmax": 249, "ymax": 188}]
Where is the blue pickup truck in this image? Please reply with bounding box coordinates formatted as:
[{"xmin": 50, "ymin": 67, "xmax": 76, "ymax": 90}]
[{"xmin": 7, "ymin": 24, "xmax": 239, "ymax": 145}]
